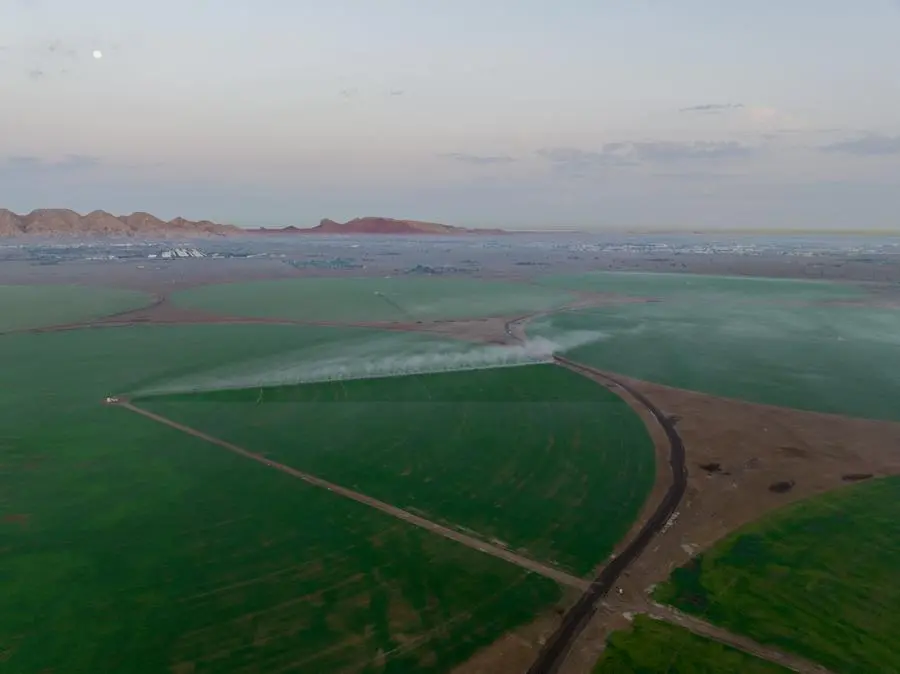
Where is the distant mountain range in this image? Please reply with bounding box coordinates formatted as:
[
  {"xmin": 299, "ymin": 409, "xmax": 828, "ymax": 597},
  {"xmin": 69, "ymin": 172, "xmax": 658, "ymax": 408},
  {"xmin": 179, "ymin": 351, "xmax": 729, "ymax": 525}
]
[
  {"xmin": 247, "ymin": 217, "xmax": 508, "ymax": 236},
  {"xmin": 0, "ymin": 211, "xmax": 507, "ymax": 238},
  {"xmin": 0, "ymin": 209, "xmax": 239, "ymax": 238}
]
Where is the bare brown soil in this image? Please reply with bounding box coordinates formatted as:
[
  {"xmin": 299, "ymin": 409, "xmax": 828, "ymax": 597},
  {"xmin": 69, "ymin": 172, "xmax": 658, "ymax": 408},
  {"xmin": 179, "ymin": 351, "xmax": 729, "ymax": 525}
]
[
  {"xmin": 94, "ymin": 298, "xmax": 300, "ymax": 327},
  {"xmin": 1, "ymin": 513, "xmax": 30, "ymax": 527},
  {"xmin": 452, "ymin": 604, "xmax": 578, "ymax": 674},
  {"xmin": 386, "ymin": 316, "xmax": 517, "ymax": 343},
  {"xmin": 353, "ymin": 291, "xmax": 651, "ymax": 344},
  {"xmin": 557, "ymin": 375, "xmax": 900, "ymax": 674}
]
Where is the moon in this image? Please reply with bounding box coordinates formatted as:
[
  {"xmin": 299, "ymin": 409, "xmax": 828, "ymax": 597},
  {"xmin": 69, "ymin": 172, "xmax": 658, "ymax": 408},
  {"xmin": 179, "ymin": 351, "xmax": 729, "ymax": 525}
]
[{"xmin": 92, "ymin": 50, "xmax": 103, "ymax": 59}]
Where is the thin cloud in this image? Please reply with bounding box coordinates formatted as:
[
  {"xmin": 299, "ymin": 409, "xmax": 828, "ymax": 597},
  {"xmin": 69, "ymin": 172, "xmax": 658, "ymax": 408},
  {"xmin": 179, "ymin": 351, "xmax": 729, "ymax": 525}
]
[
  {"xmin": 388, "ymin": 89, "xmax": 404, "ymax": 96},
  {"xmin": 679, "ymin": 103, "xmax": 744, "ymax": 113},
  {"xmin": 536, "ymin": 140, "xmax": 754, "ymax": 173},
  {"xmin": 442, "ymin": 152, "xmax": 517, "ymax": 165},
  {"xmin": 820, "ymin": 134, "xmax": 900, "ymax": 156},
  {"xmin": 630, "ymin": 140, "xmax": 753, "ymax": 162},
  {"xmin": 1, "ymin": 154, "xmax": 102, "ymax": 174},
  {"xmin": 47, "ymin": 40, "xmax": 78, "ymax": 59},
  {"xmin": 651, "ymin": 170, "xmax": 747, "ymax": 181},
  {"xmin": 536, "ymin": 147, "xmax": 632, "ymax": 175},
  {"xmin": 11, "ymin": 38, "xmax": 87, "ymax": 82}
]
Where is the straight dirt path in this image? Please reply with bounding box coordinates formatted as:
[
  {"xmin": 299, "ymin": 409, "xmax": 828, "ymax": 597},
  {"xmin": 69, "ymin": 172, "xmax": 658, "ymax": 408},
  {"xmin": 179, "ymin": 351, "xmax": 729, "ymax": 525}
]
[
  {"xmin": 116, "ymin": 401, "xmax": 591, "ymax": 592},
  {"xmin": 642, "ymin": 602, "xmax": 837, "ymax": 674}
]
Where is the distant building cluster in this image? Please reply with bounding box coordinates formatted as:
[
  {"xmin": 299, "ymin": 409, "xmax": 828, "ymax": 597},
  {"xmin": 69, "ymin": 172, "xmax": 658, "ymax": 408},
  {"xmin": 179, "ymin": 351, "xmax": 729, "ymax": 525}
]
[
  {"xmin": 148, "ymin": 248, "xmax": 206, "ymax": 259},
  {"xmin": 404, "ymin": 264, "xmax": 470, "ymax": 275},
  {"xmin": 288, "ymin": 257, "xmax": 362, "ymax": 270}
]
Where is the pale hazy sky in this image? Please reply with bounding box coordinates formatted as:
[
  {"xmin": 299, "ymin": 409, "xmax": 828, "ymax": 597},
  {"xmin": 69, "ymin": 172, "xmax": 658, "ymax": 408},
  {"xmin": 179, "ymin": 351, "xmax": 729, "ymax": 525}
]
[{"xmin": 2, "ymin": 0, "xmax": 900, "ymax": 229}]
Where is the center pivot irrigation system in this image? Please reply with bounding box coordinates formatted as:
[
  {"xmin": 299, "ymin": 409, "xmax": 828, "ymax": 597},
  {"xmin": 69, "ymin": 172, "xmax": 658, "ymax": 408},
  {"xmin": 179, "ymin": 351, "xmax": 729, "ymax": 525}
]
[{"xmin": 374, "ymin": 290, "xmax": 418, "ymax": 321}]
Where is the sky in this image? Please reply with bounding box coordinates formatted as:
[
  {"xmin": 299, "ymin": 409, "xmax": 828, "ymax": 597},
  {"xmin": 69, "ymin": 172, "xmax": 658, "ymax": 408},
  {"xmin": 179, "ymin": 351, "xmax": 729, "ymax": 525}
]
[{"xmin": 2, "ymin": 0, "xmax": 900, "ymax": 230}]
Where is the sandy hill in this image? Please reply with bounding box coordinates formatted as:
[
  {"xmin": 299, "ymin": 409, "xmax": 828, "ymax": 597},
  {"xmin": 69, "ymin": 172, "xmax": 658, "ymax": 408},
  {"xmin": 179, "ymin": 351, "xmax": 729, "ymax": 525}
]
[
  {"xmin": 249, "ymin": 216, "xmax": 507, "ymax": 236},
  {"xmin": 0, "ymin": 208, "xmax": 240, "ymax": 238}
]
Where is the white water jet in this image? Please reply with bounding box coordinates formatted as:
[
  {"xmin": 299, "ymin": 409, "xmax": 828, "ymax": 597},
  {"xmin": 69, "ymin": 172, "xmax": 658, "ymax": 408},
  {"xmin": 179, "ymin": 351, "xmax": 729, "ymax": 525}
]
[{"xmin": 135, "ymin": 329, "xmax": 606, "ymax": 397}]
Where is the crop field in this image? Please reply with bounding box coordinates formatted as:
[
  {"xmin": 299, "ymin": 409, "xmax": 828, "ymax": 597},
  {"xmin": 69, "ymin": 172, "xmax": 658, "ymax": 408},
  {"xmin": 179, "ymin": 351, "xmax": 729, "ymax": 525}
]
[
  {"xmin": 171, "ymin": 277, "xmax": 578, "ymax": 322},
  {"xmin": 0, "ymin": 283, "xmax": 152, "ymax": 332},
  {"xmin": 0, "ymin": 322, "xmax": 649, "ymax": 672},
  {"xmin": 0, "ymin": 406, "xmax": 560, "ymax": 673},
  {"xmin": 138, "ymin": 363, "xmax": 656, "ymax": 575},
  {"xmin": 653, "ymin": 476, "xmax": 900, "ymax": 674},
  {"xmin": 594, "ymin": 616, "xmax": 792, "ymax": 674},
  {"xmin": 530, "ymin": 298, "xmax": 900, "ymax": 422},
  {"xmin": 536, "ymin": 271, "xmax": 870, "ymax": 302}
]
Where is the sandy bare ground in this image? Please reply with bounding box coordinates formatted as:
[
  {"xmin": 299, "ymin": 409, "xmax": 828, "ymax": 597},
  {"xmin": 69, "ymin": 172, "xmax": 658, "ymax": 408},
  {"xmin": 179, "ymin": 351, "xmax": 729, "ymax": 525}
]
[
  {"xmin": 451, "ymin": 598, "xmax": 586, "ymax": 674},
  {"xmin": 115, "ymin": 401, "xmax": 590, "ymax": 592},
  {"xmin": 556, "ymin": 375, "xmax": 900, "ymax": 674},
  {"xmin": 638, "ymin": 601, "xmax": 837, "ymax": 674}
]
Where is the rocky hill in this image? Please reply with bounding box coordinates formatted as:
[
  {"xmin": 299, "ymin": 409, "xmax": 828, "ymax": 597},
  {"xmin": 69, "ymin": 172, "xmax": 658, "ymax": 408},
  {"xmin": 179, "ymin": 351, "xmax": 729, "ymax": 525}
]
[
  {"xmin": 248, "ymin": 217, "xmax": 507, "ymax": 236},
  {"xmin": 0, "ymin": 208, "xmax": 240, "ymax": 238}
]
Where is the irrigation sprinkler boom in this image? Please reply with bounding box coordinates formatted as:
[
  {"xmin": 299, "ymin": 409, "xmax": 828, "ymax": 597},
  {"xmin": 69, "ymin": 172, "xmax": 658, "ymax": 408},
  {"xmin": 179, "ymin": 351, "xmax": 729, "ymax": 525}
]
[{"xmin": 373, "ymin": 291, "xmax": 416, "ymax": 321}]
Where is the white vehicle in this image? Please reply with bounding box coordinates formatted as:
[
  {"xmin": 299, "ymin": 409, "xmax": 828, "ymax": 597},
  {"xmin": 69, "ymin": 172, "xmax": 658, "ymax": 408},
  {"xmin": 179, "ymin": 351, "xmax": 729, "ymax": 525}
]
[{"xmin": 105, "ymin": 396, "xmax": 120, "ymax": 404}]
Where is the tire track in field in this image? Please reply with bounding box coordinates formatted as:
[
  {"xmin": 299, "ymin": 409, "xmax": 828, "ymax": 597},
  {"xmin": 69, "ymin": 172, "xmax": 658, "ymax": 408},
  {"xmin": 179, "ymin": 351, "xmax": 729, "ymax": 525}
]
[{"xmin": 115, "ymin": 401, "xmax": 590, "ymax": 592}]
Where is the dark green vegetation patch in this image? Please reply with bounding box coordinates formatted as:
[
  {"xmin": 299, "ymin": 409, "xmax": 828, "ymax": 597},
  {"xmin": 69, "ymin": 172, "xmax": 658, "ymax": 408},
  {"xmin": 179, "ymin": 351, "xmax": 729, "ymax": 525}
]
[
  {"xmin": 0, "ymin": 284, "xmax": 152, "ymax": 332},
  {"xmin": 140, "ymin": 363, "xmax": 656, "ymax": 575},
  {"xmin": 1, "ymin": 325, "xmax": 577, "ymax": 673},
  {"xmin": 172, "ymin": 276, "xmax": 577, "ymax": 322},
  {"xmin": 654, "ymin": 476, "xmax": 900, "ymax": 674},
  {"xmin": 594, "ymin": 615, "xmax": 792, "ymax": 674}
]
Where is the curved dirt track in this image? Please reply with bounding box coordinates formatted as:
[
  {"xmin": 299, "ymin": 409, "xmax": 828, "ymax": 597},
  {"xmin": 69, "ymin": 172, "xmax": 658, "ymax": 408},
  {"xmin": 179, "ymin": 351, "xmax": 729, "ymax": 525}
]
[{"xmin": 524, "ymin": 357, "xmax": 687, "ymax": 674}]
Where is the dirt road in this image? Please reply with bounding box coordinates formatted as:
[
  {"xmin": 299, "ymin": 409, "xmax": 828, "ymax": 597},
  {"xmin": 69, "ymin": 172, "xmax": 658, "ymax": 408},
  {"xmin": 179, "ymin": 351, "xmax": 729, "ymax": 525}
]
[
  {"xmin": 499, "ymin": 315, "xmax": 689, "ymax": 674},
  {"xmin": 523, "ymin": 357, "xmax": 688, "ymax": 674},
  {"xmin": 642, "ymin": 602, "xmax": 837, "ymax": 674},
  {"xmin": 117, "ymin": 402, "xmax": 590, "ymax": 592}
]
